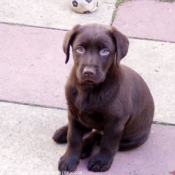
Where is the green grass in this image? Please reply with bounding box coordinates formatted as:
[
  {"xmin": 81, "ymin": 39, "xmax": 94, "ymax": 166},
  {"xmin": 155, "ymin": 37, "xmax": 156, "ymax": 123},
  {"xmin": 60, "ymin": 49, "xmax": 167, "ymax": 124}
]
[
  {"xmin": 153, "ymin": 121, "xmax": 175, "ymax": 126},
  {"xmin": 117, "ymin": 0, "xmax": 126, "ymax": 3},
  {"xmin": 111, "ymin": 8, "xmax": 117, "ymax": 24},
  {"xmin": 111, "ymin": 0, "xmax": 131, "ymax": 25},
  {"xmin": 117, "ymin": 0, "xmax": 132, "ymax": 3}
]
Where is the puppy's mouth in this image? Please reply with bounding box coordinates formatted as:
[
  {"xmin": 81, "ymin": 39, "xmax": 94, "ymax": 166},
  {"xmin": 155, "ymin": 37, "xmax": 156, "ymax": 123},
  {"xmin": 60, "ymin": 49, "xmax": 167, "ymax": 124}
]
[
  {"xmin": 84, "ymin": 80, "xmax": 95, "ymax": 84},
  {"xmin": 82, "ymin": 77, "xmax": 105, "ymax": 85},
  {"xmin": 80, "ymin": 78, "xmax": 104, "ymax": 85}
]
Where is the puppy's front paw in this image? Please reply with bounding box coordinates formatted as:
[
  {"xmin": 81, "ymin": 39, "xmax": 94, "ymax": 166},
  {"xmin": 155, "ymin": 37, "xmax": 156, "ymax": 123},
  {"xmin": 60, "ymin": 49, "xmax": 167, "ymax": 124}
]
[
  {"xmin": 88, "ymin": 154, "xmax": 113, "ymax": 172},
  {"xmin": 59, "ymin": 154, "xmax": 79, "ymax": 172}
]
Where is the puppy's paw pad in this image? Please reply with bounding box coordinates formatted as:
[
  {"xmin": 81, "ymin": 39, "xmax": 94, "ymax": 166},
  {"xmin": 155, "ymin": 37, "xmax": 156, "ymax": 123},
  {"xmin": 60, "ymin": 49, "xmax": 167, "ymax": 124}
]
[{"xmin": 88, "ymin": 156, "xmax": 112, "ymax": 172}]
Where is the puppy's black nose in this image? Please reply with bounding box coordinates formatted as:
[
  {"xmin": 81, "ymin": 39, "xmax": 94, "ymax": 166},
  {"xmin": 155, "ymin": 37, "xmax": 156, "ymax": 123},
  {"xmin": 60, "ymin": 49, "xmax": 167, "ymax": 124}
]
[{"xmin": 83, "ymin": 67, "xmax": 95, "ymax": 77}]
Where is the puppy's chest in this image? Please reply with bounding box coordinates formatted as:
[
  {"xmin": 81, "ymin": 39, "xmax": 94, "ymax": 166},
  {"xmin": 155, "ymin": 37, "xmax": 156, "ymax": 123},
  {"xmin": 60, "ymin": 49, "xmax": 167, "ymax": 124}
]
[
  {"xmin": 72, "ymin": 90, "xmax": 105, "ymax": 129},
  {"xmin": 79, "ymin": 111, "xmax": 104, "ymax": 130}
]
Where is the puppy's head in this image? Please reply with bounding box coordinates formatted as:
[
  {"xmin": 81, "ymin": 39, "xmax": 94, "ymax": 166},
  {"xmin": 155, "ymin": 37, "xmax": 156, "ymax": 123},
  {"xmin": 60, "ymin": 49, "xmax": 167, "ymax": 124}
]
[{"xmin": 63, "ymin": 24, "xmax": 129, "ymax": 85}]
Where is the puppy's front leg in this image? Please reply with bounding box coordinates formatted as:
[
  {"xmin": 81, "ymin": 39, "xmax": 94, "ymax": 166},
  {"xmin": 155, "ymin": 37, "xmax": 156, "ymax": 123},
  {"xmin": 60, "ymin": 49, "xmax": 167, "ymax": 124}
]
[
  {"xmin": 88, "ymin": 121, "xmax": 124, "ymax": 172},
  {"xmin": 59, "ymin": 114, "xmax": 85, "ymax": 172}
]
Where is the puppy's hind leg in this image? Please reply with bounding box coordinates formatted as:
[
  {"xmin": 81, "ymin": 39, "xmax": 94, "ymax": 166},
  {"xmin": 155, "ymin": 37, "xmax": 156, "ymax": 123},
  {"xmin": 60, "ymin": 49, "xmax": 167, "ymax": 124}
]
[
  {"xmin": 81, "ymin": 131, "xmax": 102, "ymax": 159},
  {"xmin": 119, "ymin": 128, "xmax": 151, "ymax": 151},
  {"xmin": 52, "ymin": 125, "xmax": 68, "ymax": 143}
]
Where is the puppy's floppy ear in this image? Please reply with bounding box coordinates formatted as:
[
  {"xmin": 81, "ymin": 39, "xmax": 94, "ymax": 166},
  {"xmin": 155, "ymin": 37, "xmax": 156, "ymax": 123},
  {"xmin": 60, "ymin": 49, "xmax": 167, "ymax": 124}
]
[
  {"xmin": 63, "ymin": 24, "xmax": 81, "ymax": 64},
  {"xmin": 110, "ymin": 26, "xmax": 129, "ymax": 67}
]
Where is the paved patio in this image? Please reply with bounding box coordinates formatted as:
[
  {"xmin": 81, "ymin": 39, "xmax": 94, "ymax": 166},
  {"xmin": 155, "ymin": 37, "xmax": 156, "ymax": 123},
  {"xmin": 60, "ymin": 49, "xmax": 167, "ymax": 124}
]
[{"xmin": 0, "ymin": 0, "xmax": 175, "ymax": 174}]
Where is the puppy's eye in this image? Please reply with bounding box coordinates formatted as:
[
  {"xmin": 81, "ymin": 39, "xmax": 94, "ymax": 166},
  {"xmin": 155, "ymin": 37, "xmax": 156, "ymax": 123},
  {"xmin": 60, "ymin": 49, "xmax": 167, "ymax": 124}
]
[
  {"xmin": 76, "ymin": 46, "xmax": 85, "ymax": 53},
  {"xmin": 100, "ymin": 48, "xmax": 110, "ymax": 56}
]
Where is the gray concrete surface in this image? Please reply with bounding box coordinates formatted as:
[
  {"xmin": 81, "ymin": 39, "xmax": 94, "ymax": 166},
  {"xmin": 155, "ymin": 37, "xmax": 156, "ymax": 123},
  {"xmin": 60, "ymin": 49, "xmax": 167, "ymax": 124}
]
[
  {"xmin": 0, "ymin": 102, "xmax": 175, "ymax": 175},
  {"xmin": 0, "ymin": 0, "xmax": 116, "ymax": 30},
  {"xmin": 0, "ymin": 102, "xmax": 67, "ymax": 175}
]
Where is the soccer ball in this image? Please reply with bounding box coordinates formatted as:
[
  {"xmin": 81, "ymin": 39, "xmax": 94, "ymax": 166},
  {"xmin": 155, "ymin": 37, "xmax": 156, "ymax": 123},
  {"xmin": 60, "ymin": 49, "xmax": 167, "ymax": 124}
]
[{"xmin": 70, "ymin": 0, "xmax": 99, "ymax": 14}]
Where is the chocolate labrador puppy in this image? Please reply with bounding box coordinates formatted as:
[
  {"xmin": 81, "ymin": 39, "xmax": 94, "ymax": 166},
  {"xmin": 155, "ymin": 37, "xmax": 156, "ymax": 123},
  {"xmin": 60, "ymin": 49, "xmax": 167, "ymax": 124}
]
[{"xmin": 53, "ymin": 23, "xmax": 154, "ymax": 172}]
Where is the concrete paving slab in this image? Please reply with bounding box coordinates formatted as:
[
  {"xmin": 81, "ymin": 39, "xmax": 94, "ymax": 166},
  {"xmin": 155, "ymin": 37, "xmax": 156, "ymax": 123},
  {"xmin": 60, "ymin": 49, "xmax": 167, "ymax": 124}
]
[
  {"xmin": 0, "ymin": 23, "xmax": 72, "ymax": 109},
  {"xmin": 0, "ymin": 102, "xmax": 68, "ymax": 175},
  {"xmin": 113, "ymin": 0, "xmax": 175, "ymax": 42},
  {"xmin": 122, "ymin": 38, "xmax": 175, "ymax": 124},
  {"xmin": 0, "ymin": 0, "xmax": 116, "ymax": 30},
  {"xmin": 0, "ymin": 102, "xmax": 175, "ymax": 175}
]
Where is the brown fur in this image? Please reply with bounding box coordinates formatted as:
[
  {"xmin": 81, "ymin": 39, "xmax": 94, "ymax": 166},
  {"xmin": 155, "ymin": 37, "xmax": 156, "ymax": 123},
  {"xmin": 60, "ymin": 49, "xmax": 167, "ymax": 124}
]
[{"xmin": 53, "ymin": 23, "xmax": 154, "ymax": 172}]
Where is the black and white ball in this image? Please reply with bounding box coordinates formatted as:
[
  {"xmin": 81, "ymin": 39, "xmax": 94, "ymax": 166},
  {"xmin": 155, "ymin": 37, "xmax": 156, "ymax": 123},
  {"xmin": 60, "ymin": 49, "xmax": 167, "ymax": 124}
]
[{"xmin": 70, "ymin": 0, "xmax": 99, "ymax": 14}]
